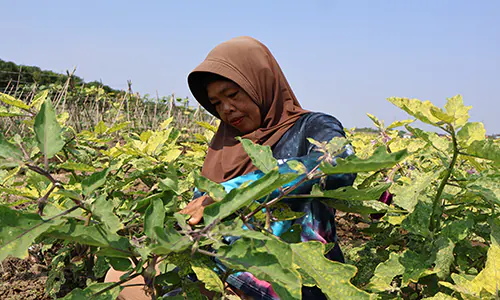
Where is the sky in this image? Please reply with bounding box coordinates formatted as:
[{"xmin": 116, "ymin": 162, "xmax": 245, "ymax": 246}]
[{"xmin": 2, "ymin": 1, "xmax": 499, "ymax": 133}]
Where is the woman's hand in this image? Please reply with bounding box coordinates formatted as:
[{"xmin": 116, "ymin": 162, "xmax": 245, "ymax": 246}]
[{"xmin": 179, "ymin": 194, "xmax": 215, "ymax": 225}]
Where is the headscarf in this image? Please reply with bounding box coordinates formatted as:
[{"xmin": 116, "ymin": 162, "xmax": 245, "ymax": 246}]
[{"xmin": 188, "ymin": 36, "xmax": 309, "ymax": 183}]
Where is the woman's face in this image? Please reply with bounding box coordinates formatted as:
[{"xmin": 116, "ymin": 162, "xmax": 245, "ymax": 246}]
[{"xmin": 207, "ymin": 80, "xmax": 262, "ymax": 134}]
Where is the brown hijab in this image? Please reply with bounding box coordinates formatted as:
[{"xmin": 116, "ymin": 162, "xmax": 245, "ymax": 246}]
[{"xmin": 188, "ymin": 36, "xmax": 309, "ymax": 183}]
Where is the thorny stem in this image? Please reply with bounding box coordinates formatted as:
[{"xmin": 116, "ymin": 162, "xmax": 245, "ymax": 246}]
[
  {"xmin": 37, "ymin": 183, "xmax": 58, "ymax": 215},
  {"xmin": 430, "ymin": 125, "xmax": 459, "ymax": 234}
]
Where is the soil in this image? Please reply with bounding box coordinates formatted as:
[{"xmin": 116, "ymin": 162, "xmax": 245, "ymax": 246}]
[{"xmin": 0, "ymin": 257, "xmax": 50, "ymax": 300}]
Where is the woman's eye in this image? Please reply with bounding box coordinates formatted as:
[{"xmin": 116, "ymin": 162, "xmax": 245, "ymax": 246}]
[
  {"xmin": 227, "ymin": 91, "xmax": 238, "ymax": 98},
  {"xmin": 212, "ymin": 101, "xmax": 220, "ymax": 106}
]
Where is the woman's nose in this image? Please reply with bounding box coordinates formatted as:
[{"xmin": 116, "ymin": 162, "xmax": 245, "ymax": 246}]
[{"xmin": 221, "ymin": 101, "xmax": 236, "ymax": 114}]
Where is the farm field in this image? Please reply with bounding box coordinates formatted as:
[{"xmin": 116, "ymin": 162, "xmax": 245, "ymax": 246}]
[{"xmin": 0, "ymin": 80, "xmax": 499, "ymax": 300}]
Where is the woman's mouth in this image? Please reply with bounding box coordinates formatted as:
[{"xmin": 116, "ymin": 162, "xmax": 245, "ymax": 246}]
[{"xmin": 230, "ymin": 116, "xmax": 244, "ymax": 126}]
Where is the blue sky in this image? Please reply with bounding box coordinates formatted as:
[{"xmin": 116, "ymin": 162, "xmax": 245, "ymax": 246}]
[{"xmin": 2, "ymin": 1, "xmax": 499, "ymax": 133}]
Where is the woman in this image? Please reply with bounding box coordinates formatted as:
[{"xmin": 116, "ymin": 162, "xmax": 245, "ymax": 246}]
[
  {"xmin": 107, "ymin": 36, "xmax": 355, "ymax": 299},
  {"xmin": 180, "ymin": 36, "xmax": 356, "ymax": 299}
]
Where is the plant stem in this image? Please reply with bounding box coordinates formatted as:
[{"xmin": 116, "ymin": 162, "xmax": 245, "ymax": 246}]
[{"xmin": 430, "ymin": 126, "xmax": 459, "ymax": 234}]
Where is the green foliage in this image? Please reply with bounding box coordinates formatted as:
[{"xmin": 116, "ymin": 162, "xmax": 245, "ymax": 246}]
[{"xmin": 0, "ymin": 91, "xmax": 498, "ymax": 300}]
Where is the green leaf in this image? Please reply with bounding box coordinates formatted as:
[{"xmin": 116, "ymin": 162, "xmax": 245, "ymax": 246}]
[
  {"xmin": 406, "ymin": 126, "xmax": 451, "ymax": 153},
  {"xmin": 151, "ymin": 226, "xmax": 192, "ymax": 255},
  {"xmin": 322, "ymin": 199, "xmax": 392, "ymax": 214},
  {"xmin": 144, "ymin": 198, "xmax": 166, "ymax": 240},
  {"xmin": 94, "ymin": 121, "xmax": 108, "ymax": 135},
  {"xmin": 469, "ymin": 244, "xmax": 500, "ymax": 295},
  {"xmin": 401, "ymin": 200, "xmax": 432, "ymax": 238},
  {"xmin": 34, "ymin": 99, "xmax": 65, "ymax": 158},
  {"xmin": 444, "ymin": 95, "xmax": 471, "ymax": 128},
  {"xmin": 107, "ymin": 121, "xmax": 131, "ymax": 134},
  {"xmin": 61, "ymin": 282, "xmax": 121, "ymax": 300},
  {"xmin": 366, "ymin": 252, "xmax": 404, "ymax": 292},
  {"xmin": 311, "ymin": 183, "xmax": 391, "ymax": 201},
  {"xmin": 421, "ymin": 292, "xmax": 456, "ymax": 300},
  {"xmin": 400, "ymin": 250, "xmax": 433, "ymax": 285},
  {"xmin": 387, "ymin": 119, "xmax": 414, "ymax": 130},
  {"xmin": 465, "ymin": 139, "xmax": 500, "ymax": 163},
  {"xmin": 195, "ymin": 121, "xmax": 217, "ymax": 133},
  {"xmin": 271, "ymin": 203, "xmax": 306, "ymax": 221},
  {"xmin": 0, "ymin": 133, "xmax": 23, "ymax": 165},
  {"xmin": 107, "ymin": 257, "xmax": 132, "ymax": 272},
  {"xmin": 46, "ymin": 221, "xmax": 133, "ymax": 258},
  {"xmin": 30, "ymin": 90, "xmax": 49, "ymax": 111},
  {"xmin": 58, "ymin": 162, "xmax": 96, "ymax": 172},
  {"xmin": 442, "ymin": 245, "xmax": 500, "ymax": 297},
  {"xmin": 82, "ymin": 168, "xmax": 109, "ymax": 196},
  {"xmin": 457, "ymin": 122, "xmax": 486, "ymax": 148},
  {"xmin": 237, "ymin": 137, "xmax": 277, "ymax": 173},
  {"xmin": 433, "ymin": 237, "xmax": 455, "ymax": 279},
  {"xmin": 194, "ymin": 172, "xmax": 227, "ymax": 202},
  {"xmin": 190, "ymin": 260, "xmax": 224, "ymax": 293},
  {"xmin": 204, "ymin": 170, "xmax": 298, "ymax": 225},
  {"xmin": 280, "ymin": 224, "xmax": 302, "ymax": 243},
  {"xmin": 90, "ymin": 195, "xmax": 123, "ymax": 233},
  {"xmin": 320, "ymin": 146, "xmax": 408, "ymax": 175},
  {"xmin": 219, "ymin": 237, "xmax": 302, "ymax": 300},
  {"xmin": 291, "ymin": 241, "xmax": 371, "ymax": 299},
  {"xmin": 392, "ymin": 171, "xmax": 441, "ymax": 212},
  {"xmin": 387, "ymin": 97, "xmax": 442, "ymax": 127},
  {"xmin": 441, "ymin": 217, "xmax": 474, "ymax": 243},
  {"xmin": 489, "ymin": 217, "xmax": 500, "ymax": 246},
  {"xmin": 0, "ymin": 205, "xmax": 64, "ymax": 262},
  {"xmin": 367, "ymin": 113, "xmax": 384, "ymax": 130},
  {"xmin": 159, "ymin": 163, "xmax": 179, "ymax": 195},
  {"xmin": 0, "ymin": 92, "xmax": 30, "ymax": 110}
]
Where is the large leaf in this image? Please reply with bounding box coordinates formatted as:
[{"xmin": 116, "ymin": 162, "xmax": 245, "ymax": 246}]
[
  {"xmin": 392, "ymin": 171, "xmax": 441, "ymax": 212},
  {"xmin": 219, "ymin": 237, "xmax": 302, "ymax": 300},
  {"xmin": 34, "ymin": 99, "xmax": 65, "ymax": 158},
  {"xmin": 310, "ymin": 183, "xmax": 391, "ymax": 201},
  {"xmin": 82, "ymin": 168, "xmax": 109, "ymax": 196},
  {"xmin": 406, "ymin": 126, "xmax": 451, "ymax": 153},
  {"xmin": 441, "ymin": 245, "xmax": 500, "ymax": 298},
  {"xmin": 90, "ymin": 195, "xmax": 123, "ymax": 233},
  {"xmin": 443, "ymin": 94, "xmax": 471, "ymax": 128},
  {"xmin": 0, "ymin": 205, "xmax": 64, "ymax": 261},
  {"xmin": 61, "ymin": 282, "xmax": 121, "ymax": 300},
  {"xmin": 322, "ymin": 199, "xmax": 392, "ymax": 214},
  {"xmin": 469, "ymin": 244, "xmax": 500, "ymax": 295},
  {"xmin": 58, "ymin": 162, "xmax": 96, "ymax": 172},
  {"xmin": 203, "ymin": 169, "xmax": 298, "ymax": 225},
  {"xmin": 400, "ymin": 250, "xmax": 434, "ymax": 285},
  {"xmin": 144, "ymin": 198, "xmax": 166, "ymax": 240},
  {"xmin": 190, "ymin": 260, "xmax": 224, "ymax": 293},
  {"xmin": 0, "ymin": 133, "xmax": 23, "ymax": 165},
  {"xmin": 237, "ymin": 137, "xmax": 277, "ymax": 173},
  {"xmin": 401, "ymin": 200, "xmax": 432, "ymax": 238},
  {"xmin": 45, "ymin": 221, "xmax": 133, "ymax": 258},
  {"xmin": 457, "ymin": 122, "xmax": 486, "ymax": 148},
  {"xmin": 387, "ymin": 97, "xmax": 442, "ymax": 127},
  {"xmin": 291, "ymin": 241, "xmax": 371, "ymax": 299},
  {"xmin": 320, "ymin": 146, "xmax": 408, "ymax": 175},
  {"xmin": 465, "ymin": 139, "xmax": 500, "ymax": 164},
  {"xmin": 150, "ymin": 226, "xmax": 192, "ymax": 255},
  {"xmin": 432, "ymin": 237, "xmax": 455, "ymax": 279},
  {"xmin": 0, "ymin": 92, "xmax": 30, "ymax": 110},
  {"xmin": 194, "ymin": 172, "xmax": 227, "ymax": 202},
  {"xmin": 366, "ymin": 252, "xmax": 404, "ymax": 292}
]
